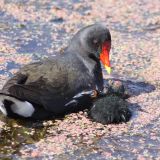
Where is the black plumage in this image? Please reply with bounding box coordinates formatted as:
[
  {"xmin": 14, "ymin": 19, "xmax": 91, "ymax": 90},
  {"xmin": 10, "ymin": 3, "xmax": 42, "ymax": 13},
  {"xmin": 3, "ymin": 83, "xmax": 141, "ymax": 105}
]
[
  {"xmin": 88, "ymin": 96, "xmax": 131, "ymax": 124},
  {"xmin": 0, "ymin": 23, "xmax": 111, "ymax": 119}
]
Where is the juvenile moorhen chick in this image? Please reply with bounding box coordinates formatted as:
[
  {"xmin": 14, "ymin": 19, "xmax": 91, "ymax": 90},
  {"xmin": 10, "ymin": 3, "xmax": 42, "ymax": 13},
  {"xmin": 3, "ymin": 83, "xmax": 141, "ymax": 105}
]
[
  {"xmin": 88, "ymin": 96, "xmax": 131, "ymax": 124},
  {"xmin": 0, "ymin": 23, "xmax": 112, "ymax": 119}
]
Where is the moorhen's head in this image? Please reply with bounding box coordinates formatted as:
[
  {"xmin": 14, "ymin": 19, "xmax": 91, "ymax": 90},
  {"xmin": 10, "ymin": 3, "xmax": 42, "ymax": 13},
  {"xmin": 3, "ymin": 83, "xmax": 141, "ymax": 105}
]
[{"xmin": 70, "ymin": 23, "xmax": 112, "ymax": 74}]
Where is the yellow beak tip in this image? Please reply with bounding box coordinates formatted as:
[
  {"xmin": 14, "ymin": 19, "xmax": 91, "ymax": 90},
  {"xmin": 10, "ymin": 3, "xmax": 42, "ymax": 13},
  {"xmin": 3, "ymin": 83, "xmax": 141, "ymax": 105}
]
[{"xmin": 105, "ymin": 66, "xmax": 111, "ymax": 74}]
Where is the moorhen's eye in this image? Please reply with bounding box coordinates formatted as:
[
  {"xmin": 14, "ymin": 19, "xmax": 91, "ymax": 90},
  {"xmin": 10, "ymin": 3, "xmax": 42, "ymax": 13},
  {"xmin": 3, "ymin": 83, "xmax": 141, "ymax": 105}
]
[{"xmin": 93, "ymin": 39, "xmax": 98, "ymax": 44}]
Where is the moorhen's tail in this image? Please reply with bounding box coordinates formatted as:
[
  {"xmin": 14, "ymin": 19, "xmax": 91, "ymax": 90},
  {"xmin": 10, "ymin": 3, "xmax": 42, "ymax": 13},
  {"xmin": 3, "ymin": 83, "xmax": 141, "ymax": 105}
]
[{"xmin": 0, "ymin": 92, "xmax": 35, "ymax": 118}]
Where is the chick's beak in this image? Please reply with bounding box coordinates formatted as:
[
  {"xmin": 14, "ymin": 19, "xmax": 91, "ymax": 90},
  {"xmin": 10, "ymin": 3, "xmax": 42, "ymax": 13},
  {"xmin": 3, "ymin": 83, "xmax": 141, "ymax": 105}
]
[{"xmin": 100, "ymin": 41, "xmax": 111, "ymax": 74}]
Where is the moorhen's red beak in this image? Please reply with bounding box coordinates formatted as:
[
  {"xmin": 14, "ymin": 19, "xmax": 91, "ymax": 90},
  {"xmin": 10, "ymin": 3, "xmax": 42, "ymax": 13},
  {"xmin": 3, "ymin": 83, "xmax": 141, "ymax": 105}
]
[{"xmin": 100, "ymin": 41, "xmax": 111, "ymax": 74}]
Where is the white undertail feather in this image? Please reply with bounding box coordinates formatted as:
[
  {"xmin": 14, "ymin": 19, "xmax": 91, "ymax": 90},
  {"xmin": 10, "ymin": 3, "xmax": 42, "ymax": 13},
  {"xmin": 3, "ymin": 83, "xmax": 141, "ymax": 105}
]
[
  {"xmin": 0, "ymin": 95, "xmax": 35, "ymax": 117},
  {"xmin": 0, "ymin": 98, "xmax": 7, "ymax": 116}
]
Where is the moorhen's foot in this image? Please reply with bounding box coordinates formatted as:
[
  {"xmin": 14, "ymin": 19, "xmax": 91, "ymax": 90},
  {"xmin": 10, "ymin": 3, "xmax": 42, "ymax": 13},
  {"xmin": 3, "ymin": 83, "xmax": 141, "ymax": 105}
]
[
  {"xmin": 104, "ymin": 79, "xmax": 130, "ymax": 99},
  {"xmin": 88, "ymin": 96, "xmax": 132, "ymax": 124}
]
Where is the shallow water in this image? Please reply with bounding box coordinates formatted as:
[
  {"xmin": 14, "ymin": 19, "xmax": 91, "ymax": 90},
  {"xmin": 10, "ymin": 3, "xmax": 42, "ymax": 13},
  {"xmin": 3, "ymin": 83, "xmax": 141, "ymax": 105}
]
[
  {"xmin": 0, "ymin": 79, "xmax": 157, "ymax": 159},
  {"xmin": 0, "ymin": 117, "xmax": 48, "ymax": 157}
]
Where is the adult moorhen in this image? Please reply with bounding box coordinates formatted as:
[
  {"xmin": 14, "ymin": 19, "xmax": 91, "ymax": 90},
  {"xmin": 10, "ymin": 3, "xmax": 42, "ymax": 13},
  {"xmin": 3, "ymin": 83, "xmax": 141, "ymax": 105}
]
[{"xmin": 0, "ymin": 23, "xmax": 112, "ymax": 119}]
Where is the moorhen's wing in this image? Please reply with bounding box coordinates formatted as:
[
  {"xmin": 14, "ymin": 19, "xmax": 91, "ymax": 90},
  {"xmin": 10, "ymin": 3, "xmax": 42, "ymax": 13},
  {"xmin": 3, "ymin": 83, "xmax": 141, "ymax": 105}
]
[
  {"xmin": 2, "ymin": 75, "xmax": 49, "ymax": 107},
  {"xmin": 2, "ymin": 60, "xmax": 68, "ymax": 109},
  {"xmin": 2, "ymin": 61, "xmax": 43, "ymax": 93},
  {"xmin": 2, "ymin": 73, "xmax": 28, "ymax": 94},
  {"xmin": 6, "ymin": 78, "xmax": 70, "ymax": 114},
  {"xmin": 8, "ymin": 83, "xmax": 44, "ymax": 105}
]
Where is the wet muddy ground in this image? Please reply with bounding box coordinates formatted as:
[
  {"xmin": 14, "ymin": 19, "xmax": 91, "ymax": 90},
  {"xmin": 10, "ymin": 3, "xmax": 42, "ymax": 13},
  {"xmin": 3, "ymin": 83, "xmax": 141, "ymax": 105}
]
[{"xmin": 0, "ymin": 0, "xmax": 160, "ymax": 159}]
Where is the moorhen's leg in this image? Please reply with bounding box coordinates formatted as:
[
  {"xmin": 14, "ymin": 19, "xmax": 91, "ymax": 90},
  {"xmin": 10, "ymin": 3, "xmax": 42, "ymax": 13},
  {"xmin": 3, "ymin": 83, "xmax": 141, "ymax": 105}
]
[
  {"xmin": 72, "ymin": 90, "xmax": 98, "ymax": 99},
  {"xmin": 64, "ymin": 90, "xmax": 99, "ymax": 113}
]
